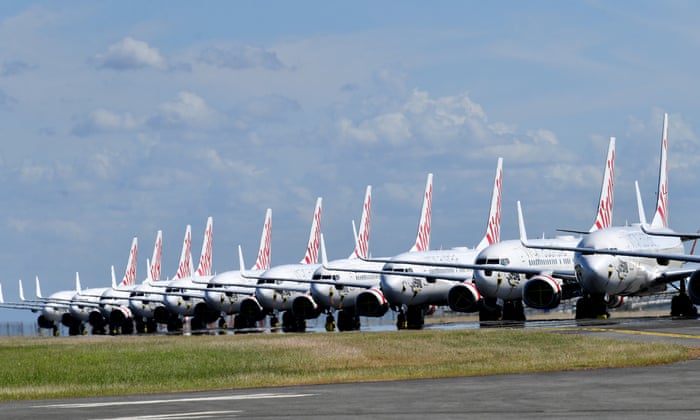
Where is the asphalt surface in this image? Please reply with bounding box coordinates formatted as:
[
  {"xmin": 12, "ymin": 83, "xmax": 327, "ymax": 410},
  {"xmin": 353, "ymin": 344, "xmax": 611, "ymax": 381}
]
[{"xmin": 2, "ymin": 315, "xmax": 700, "ymax": 420}]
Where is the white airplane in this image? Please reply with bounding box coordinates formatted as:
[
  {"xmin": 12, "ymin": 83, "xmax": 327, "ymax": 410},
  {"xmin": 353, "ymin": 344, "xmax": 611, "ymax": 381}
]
[
  {"xmin": 246, "ymin": 197, "xmax": 323, "ymax": 333},
  {"xmin": 196, "ymin": 208, "xmax": 273, "ymax": 330},
  {"xmin": 0, "ymin": 276, "xmax": 80, "ymax": 335},
  {"xmin": 68, "ymin": 237, "xmax": 138, "ymax": 334},
  {"xmin": 96, "ymin": 237, "xmax": 140, "ymax": 334},
  {"xmin": 127, "ymin": 230, "xmax": 164, "ymax": 333},
  {"xmin": 376, "ymin": 137, "xmax": 615, "ymax": 322},
  {"xmin": 151, "ymin": 217, "xmax": 216, "ymax": 332},
  {"xmin": 523, "ymin": 113, "xmax": 697, "ymax": 318}
]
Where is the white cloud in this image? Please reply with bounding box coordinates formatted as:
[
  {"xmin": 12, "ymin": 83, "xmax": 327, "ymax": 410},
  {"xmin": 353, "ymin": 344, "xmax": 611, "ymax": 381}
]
[
  {"xmin": 527, "ymin": 128, "xmax": 558, "ymax": 145},
  {"xmin": 72, "ymin": 108, "xmax": 139, "ymax": 136},
  {"xmin": 153, "ymin": 91, "xmax": 219, "ymax": 128},
  {"xmin": 95, "ymin": 37, "xmax": 167, "ymax": 70}
]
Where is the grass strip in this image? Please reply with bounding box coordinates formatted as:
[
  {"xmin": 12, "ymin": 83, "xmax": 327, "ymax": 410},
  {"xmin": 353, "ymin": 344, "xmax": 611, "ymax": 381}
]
[{"xmin": 0, "ymin": 329, "xmax": 692, "ymax": 401}]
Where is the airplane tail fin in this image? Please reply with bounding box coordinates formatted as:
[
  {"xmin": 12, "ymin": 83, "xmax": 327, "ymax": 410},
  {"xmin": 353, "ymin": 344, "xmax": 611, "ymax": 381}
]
[
  {"xmin": 19, "ymin": 279, "xmax": 25, "ymax": 301},
  {"xmin": 589, "ymin": 137, "xmax": 616, "ymax": 232},
  {"xmin": 149, "ymin": 230, "xmax": 163, "ymax": 282},
  {"xmin": 238, "ymin": 245, "xmax": 246, "ymax": 273},
  {"xmin": 75, "ymin": 273, "xmax": 81, "ymax": 294},
  {"xmin": 409, "ymin": 173, "xmax": 433, "ymax": 252},
  {"xmin": 350, "ymin": 186, "xmax": 372, "ymax": 259},
  {"xmin": 111, "ymin": 266, "xmax": 117, "ymax": 289},
  {"xmin": 635, "ymin": 181, "xmax": 648, "ymax": 225},
  {"xmin": 301, "ymin": 197, "xmax": 323, "ymax": 264},
  {"xmin": 35, "ymin": 276, "xmax": 42, "ymax": 299},
  {"xmin": 321, "ymin": 233, "xmax": 329, "ymax": 266},
  {"xmin": 517, "ymin": 201, "xmax": 529, "ymax": 243},
  {"xmin": 174, "ymin": 225, "xmax": 193, "ymax": 279},
  {"xmin": 121, "ymin": 237, "xmax": 138, "ymax": 287},
  {"xmin": 195, "ymin": 217, "xmax": 214, "ymax": 276},
  {"xmin": 253, "ymin": 209, "xmax": 272, "ymax": 270},
  {"xmin": 651, "ymin": 113, "xmax": 669, "ymax": 229},
  {"xmin": 476, "ymin": 157, "xmax": 504, "ymax": 251}
]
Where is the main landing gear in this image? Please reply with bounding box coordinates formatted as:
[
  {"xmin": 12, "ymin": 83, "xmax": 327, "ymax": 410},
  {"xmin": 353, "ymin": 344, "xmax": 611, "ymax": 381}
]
[
  {"xmin": 671, "ymin": 280, "xmax": 698, "ymax": 318},
  {"xmin": 396, "ymin": 306, "xmax": 425, "ymax": 330},
  {"xmin": 575, "ymin": 294, "xmax": 610, "ymax": 320},
  {"xmin": 478, "ymin": 299, "xmax": 525, "ymax": 323},
  {"xmin": 281, "ymin": 311, "xmax": 306, "ymax": 333}
]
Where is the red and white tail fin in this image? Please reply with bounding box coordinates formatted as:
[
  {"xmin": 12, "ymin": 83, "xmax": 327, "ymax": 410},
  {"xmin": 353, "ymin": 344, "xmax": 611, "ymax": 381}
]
[
  {"xmin": 409, "ymin": 173, "xmax": 433, "ymax": 252},
  {"xmin": 476, "ymin": 158, "xmax": 503, "ymax": 251},
  {"xmin": 350, "ymin": 185, "xmax": 372, "ymax": 259},
  {"xmin": 301, "ymin": 197, "xmax": 323, "ymax": 264},
  {"xmin": 148, "ymin": 230, "xmax": 162, "ymax": 282},
  {"xmin": 651, "ymin": 113, "xmax": 669, "ymax": 229},
  {"xmin": 120, "ymin": 237, "xmax": 138, "ymax": 287},
  {"xmin": 195, "ymin": 217, "xmax": 214, "ymax": 276},
  {"xmin": 174, "ymin": 225, "xmax": 193, "ymax": 279},
  {"xmin": 253, "ymin": 209, "xmax": 272, "ymax": 270},
  {"xmin": 589, "ymin": 136, "xmax": 616, "ymax": 232}
]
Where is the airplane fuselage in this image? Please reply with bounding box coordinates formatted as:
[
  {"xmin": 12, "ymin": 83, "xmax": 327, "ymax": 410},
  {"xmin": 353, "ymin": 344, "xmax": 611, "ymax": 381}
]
[{"xmin": 255, "ymin": 264, "xmax": 318, "ymax": 312}]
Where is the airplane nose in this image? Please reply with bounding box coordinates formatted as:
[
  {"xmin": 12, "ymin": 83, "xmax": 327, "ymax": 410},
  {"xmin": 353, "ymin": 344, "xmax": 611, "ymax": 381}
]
[{"xmin": 575, "ymin": 253, "xmax": 614, "ymax": 294}]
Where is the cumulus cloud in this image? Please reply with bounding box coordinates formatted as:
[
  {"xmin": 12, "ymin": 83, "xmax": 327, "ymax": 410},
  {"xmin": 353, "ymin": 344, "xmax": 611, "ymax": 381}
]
[
  {"xmin": 199, "ymin": 45, "xmax": 288, "ymax": 70},
  {"xmin": 527, "ymin": 128, "xmax": 558, "ymax": 144},
  {"xmin": 243, "ymin": 94, "xmax": 302, "ymax": 119},
  {"xmin": 1, "ymin": 60, "xmax": 36, "ymax": 77},
  {"xmin": 151, "ymin": 91, "xmax": 220, "ymax": 128},
  {"xmin": 72, "ymin": 109, "xmax": 139, "ymax": 136},
  {"xmin": 95, "ymin": 37, "xmax": 167, "ymax": 70}
]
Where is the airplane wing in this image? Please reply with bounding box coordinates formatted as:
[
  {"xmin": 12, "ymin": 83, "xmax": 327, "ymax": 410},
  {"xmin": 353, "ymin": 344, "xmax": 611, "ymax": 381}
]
[
  {"xmin": 357, "ymin": 257, "xmax": 576, "ymax": 282},
  {"xmin": 640, "ymin": 225, "xmax": 700, "ymax": 241},
  {"xmin": 240, "ymin": 271, "xmax": 363, "ymax": 290}
]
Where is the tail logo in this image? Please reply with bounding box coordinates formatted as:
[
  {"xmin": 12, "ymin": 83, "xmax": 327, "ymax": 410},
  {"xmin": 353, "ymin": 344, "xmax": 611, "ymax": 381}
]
[
  {"xmin": 121, "ymin": 241, "xmax": 138, "ymax": 287},
  {"xmin": 176, "ymin": 230, "xmax": 192, "ymax": 279},
  {"xmin": 196, "ymin": 220, "xmax": 214, "ymax": 276},
  {"xmin": 254, "ymin": 215, "xmax": 272, "ymax": 270},
  {"xmin": 414, "ymin": 182, "xmax": 432, "ymax": 251},
  {"xmin": 304, "ymin": 202, "xmax": 322, "ymax": 264},
  {"xmin": 485, "ymin": 167, "xmax": 502, "ymax": 245},
  {"xmin": 150, "ymin": 233, "xmax": 162, "ymax": 281},
  {"xmin": 595, "ymin": 150, "xmax": 615, "ymax": 230},
  {"xmin": 354, "ymin": 193, "xmax": 371, "ymax": 259}
]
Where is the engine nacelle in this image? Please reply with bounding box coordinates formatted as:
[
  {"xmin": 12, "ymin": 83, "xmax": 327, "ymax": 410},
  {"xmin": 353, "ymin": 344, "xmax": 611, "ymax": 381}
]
[
  {"xmin": 605, "ymin": 295, "xmax": 624, "ymax": 309},
  {"xmin": 88, "ymin": 310, "xmax": 106, "ymax": 328},
  {"xmin": 355, "ymin": 288, "xmax": 389, "ymax": 317},
  {"xmin": 37, "ymin": 315, "xmax": 54, "ymax": 329},
  {"xmin": 239, "ymin": 297, "xmax": 265, "ymax": 321},
  {"xmin": 447, "ymin": 282, "xmax": 482, "ymax": 313},
  {"xmin": 193, "ymin": 302, "xmax": 220, "ymax": 324},
  {"xmin": 688, "ymin": 271, "xmax": 700, "ymax": 305},
  {"xmin": 153, "ymin": 306, "xmax": 170, "ymax": 324},
  {"xmin": 522, "ymin": 275, "xmax": 562, "ymax": 310},
  {"xmin": 109, "ymin": 306, "xmax": 132, "ymax": 325},
  {"xmin": 292, "ymin": 294, "xmax": 321, "ymax": 319}
]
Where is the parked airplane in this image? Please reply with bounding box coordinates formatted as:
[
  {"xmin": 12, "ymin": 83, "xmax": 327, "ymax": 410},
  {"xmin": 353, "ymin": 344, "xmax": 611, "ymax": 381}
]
[
  {"xmin": 127, "ymin": 230, "xmax": 164, "ymax": 333},
  {"xmin": 151, "ymin": 217, "xmax": 216, "ymax": 331},
  {"xmin": 244, "ymin": 198, "xmax": 322, "ymax": 332},
  {"xmin": 373, "ymin": 137, "xmax": 615, "ymax": 322},
  {"xmin": 195, "ymin": 208, "xmax": 273, "ymax": 330},
  {"xmin": 523, "ymin": 113, "xmax": 697, "ymax": 318},
  {"xmin": 96, "ymin": 237, "xmax": 139, "ymax": 334}
]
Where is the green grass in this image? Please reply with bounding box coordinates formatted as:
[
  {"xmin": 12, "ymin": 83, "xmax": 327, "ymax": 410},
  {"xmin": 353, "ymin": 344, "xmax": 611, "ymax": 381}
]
[{"xmin": 0, "ymin": 329, "xmax": 693, "ymax": 401}]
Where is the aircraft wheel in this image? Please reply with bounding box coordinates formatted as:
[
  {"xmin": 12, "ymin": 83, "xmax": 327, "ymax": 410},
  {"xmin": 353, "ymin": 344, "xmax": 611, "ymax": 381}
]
[
  {"xmin": 406, "ymin": 306, "xmax": 425, "ymax": 329},
  {"xmin": 325, "ymin": 314, "xmax": 336, "ymax": 332},
  {"xmin": 396, "ymin": 310, "xmax": 407, "ymax": 330}
]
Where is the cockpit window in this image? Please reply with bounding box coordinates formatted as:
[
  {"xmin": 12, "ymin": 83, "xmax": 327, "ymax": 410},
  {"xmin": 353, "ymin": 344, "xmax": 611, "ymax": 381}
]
[
  {"xmin": 388, "ymin": 267, "xmax": 413, "ymax": 273},
  {"xmin": 500, "ymin": 258, "xmax": 510, "ymax": 265},
  {"xmin": 257, "ymin": 278, "xmax": 275, "ymax": 285}
]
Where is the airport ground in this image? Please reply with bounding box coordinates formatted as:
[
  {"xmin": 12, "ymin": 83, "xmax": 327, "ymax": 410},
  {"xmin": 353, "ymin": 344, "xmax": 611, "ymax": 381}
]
[{"xmin": 1, "ymin": 307, "xmax": 699, "ymax": 419}]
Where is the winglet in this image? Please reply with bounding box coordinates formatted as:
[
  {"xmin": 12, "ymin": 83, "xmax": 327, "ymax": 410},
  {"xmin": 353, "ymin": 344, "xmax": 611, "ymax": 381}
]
[
  {"xmin": 351, "ymin": 185, "xmax": 372, "ymax": 259},
  {"xmin": 635, "ymin": 181, "xmax": 648, "ymax": 225},
  {"xmin": 238, "ymin": 245, "xmax": 246, "ymax": 272},
  {"xmin": 19, "ymin": 279, "xmax": 25, "ymax": 301},
  {"xmin": 75, "ymin": 272, "xmax": 81, "ymax": 293},
  {"xmin": 175, "ymin": 225, "xmax": 193, "ymax": 279},
  {"xmin": 321, "ymin": 233, "xmax": 329, "ymax": 266},
  {"xmin": 301, "ymin": 197, "xmax": 323, "ymax": 264},
  {"xmin": 196, "ymin": 217, "xmax": 214, "ymax": 276},
  {"xmin": 35, "ymin": 276, "xmax": 42, "ymax": 299},
  {"xmin": 410, "ymin": 173, "xmax": 433, "ymax": 252},
  {"xmin": 149, "ymin": 230, "xmax": 163, "ymax": 282},
  {"xmin": 145, "ymin": 258, "xmax": 152, "ymax": 282},
  {"xmin": 0, "ymin": 283, "xmax": 4, "ymax": 304},
  {"xmin": 651, "ymin": 113, "xmax": 669, "ymax": 229},
  {"xmin": 476, "ymin": 157, "xmax": 503, "ymax": 251},
  {"xmin": 590, "ymin": 136, "xmax": 615, "ymax": 232},
  {"xmin": 253, "ymin": 209, "xmax": 272, "ymax": 270},
  {"xmin": 121, "ymin": 237, "xmax": 138, "ymax": 287},
  {"xmin": 517, "ymin": 201, "xmax": 529, "ymax": 244}
]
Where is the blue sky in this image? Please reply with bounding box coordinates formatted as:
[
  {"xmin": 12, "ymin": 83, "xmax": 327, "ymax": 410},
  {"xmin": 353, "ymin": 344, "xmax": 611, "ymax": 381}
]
[{"xmin": 2, "ymin": 1, "xmax": 700, "ymax": 322}]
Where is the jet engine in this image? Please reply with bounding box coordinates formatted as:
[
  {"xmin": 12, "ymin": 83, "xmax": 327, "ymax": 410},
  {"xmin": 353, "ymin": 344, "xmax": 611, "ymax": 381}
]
[
  {"xmin": 522, "ymin": 275, "xmax": 562, "ymax": 310},
  {"xmin": 447, "ymin": 281, "xmax": 482, "ymax": 313},
  {"xmin": 291, "ymin": 294, "xmax": 321, "ymax": 319},
  {"xmin": 239, "ymin": 297, "xmax": 265, "ymax": 321},
  {"xmin": 193, "ymin": 301, "xmax": 220, "ymax": 324},
  {"xmin": 355, "ymin": 288, "xmax": 389, "ymax": 317},
  {"xmin": 605, "ymin": 295, "xmax": 624, "ymax": 309}
]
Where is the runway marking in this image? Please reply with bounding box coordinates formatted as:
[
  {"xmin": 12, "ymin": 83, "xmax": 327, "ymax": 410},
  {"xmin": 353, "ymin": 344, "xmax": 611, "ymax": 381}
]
[
  {"xmin": 92, "ymin": 410, "xmax": 242, "ymax": 420},
  {"xmin": 35, "ymin": 392, "xmax": 314, "ymax": 409},
  {"xmin": 580, "ymin": 327, "xmax": 700, "ymax": 340},
  {"xmin": 545, "ymin": 326, "xmax": 700, "ymax": 340}
]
